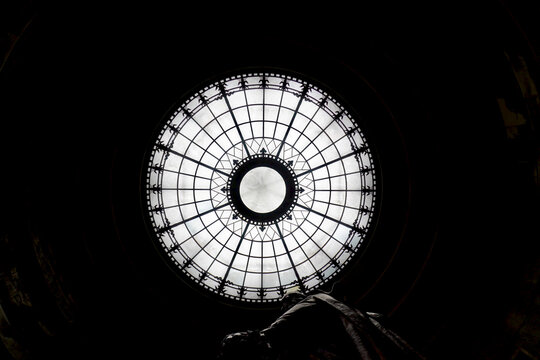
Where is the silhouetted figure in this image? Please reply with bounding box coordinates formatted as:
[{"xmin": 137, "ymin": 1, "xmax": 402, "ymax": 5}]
[{"xmin": 218, "ymin": 287, "xmax": 425, "ymax": 360}]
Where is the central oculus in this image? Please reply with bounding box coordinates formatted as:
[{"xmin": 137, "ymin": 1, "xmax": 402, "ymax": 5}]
[
  {"xmin": 227, "ymin": 155, "xmax": 298, "ymax": 225},
  {"xmin": 239, "ymin": 167, "xmax": 286, "ymax": 213}
]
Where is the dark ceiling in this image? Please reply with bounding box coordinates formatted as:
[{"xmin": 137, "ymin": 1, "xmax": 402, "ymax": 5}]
[{"xmin": 1, "ymin": 1, "xmax": 539, "ymax": 359}]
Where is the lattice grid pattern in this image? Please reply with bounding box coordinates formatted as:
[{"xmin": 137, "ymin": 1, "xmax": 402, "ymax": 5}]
[{"xmin": 145, "ymin": 73, "xmax": 377, "ymax": 303}]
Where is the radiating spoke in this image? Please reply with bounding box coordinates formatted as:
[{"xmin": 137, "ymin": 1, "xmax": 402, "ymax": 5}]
[
  {"xmin": 276, "ymin": 224, "xmax": 305, "ymax": 291},
  {"xmin": 157, "ymin": 202, "xmax": 230, "ymax": 234},
  {"xmin": 294, "ymin": 147, "xmax": 367, "ymax": 178},
  {"xmin": 293, "ymin": 202, "xmax": 365, "ymax": 234},
  {"xmin": 275, "ymin": 85, "xmax": 309, "ymax": 158},
  {"xmin": 156, "ymin": 143, "xmax": 231, "ymax": 178},
  {"xmin": 218, "ymin": 82, "xmax": 251, "ymax": 157},
  {"xmin": 218, "ymin": 224, "xmax": 250, "ymax": 293},
  {"xmin": 240, "ymin": 75, "xmax": 255, "ymax": 139}
]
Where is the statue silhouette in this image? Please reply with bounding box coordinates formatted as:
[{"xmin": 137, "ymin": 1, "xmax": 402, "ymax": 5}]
[{"xmin": 219, "ymin": 287, "xmax": 425, "ymax": 360}]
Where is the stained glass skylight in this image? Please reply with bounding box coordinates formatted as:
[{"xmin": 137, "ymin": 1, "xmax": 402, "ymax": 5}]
[{"xmin": 144, "ymin": 72, "xmax": 377, "ymax": 303}]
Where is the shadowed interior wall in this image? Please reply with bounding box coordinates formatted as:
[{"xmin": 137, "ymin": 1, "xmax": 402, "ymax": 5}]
[{"xmin": 0, "ymin": 2, "xmax": 538, "ymax": 359}]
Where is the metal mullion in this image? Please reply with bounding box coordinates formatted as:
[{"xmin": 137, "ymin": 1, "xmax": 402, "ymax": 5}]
[
  {"xmin": 215, "ymin": 120, "xmax": 256, "ymax": 161},
  {"xmin": 297, "ymin": 136, "xmax": 331, "ymax": 222},
  {"xmin": 156, "ymin": 198, "xmax": 221, "ymax": 211},
  {"xmin": 296, "ymin": 189, "xmax": 315, "ymax": 209},
  {"xmin": 310, "ymin": 161, "xmax": 356, "ymax": 220},
  {"xmin": 188, "ymin": 116, "xmax": 230, "ymax": 235},
  {"xmin": 294, "ymin": 132, "xmax": 329, "ymax": 193},
  {"xmin": 212, "ymin": 119, "xmax": 264, "ymax": 165},
  {"xmin": 189, "ymin": 115, "xmax": 229, "ymax": 154},
  {"xmin": 296, "ymin": 224, "xmax": 336, "ymax": 263},
  {"xmin": 240, "ymin": 75, "xmax": 255, "ymax": 139},
  {"xmin": 270, "ymin": 83, "xmax": 286, "ymax": 143},
  {"xmin": 213, "ymin": 223, "xmax": 250, "ymax": 292},
  {"xmin": 287, "ymin": 231, "xmax": 320, "ymax": 282},
  {"xmin": 275, "ymin": 85, "xmax": 309, "ymax": 158},
  {"xmin": 202, "ymin": 99, "xmax": 238, "ymax": 154},
  {"xmin": 262, "ymin": 75, "xmax": 266, "ymax": 139},
  {"xmin": 240, "ymin": 226, "xmax": 256, "ymax": 293},
  {"xmin": 157, "ymin": 144, "xmax": 231, "ymax": 178},
  {"xmin": 293, "ymin": 202, "xmax": 365, "ymax": 235},
  {"xmin": 178, "ymin": 172, "xmax": 212, "ymax": 181},
  {"xmin": 295, "ymin": 150, "xmax": 361, "ymax": 179},
  {"xmin": 314, "ymin": 189, "xmax": 367, "ymax": 192},
  {"xmin": 151, "ymin": 165, "xmax": 215, "ymax": 181},
  {"xmin": 311, "ymin": 198, "xmax": 363, "ymax": 213},
  {"xmin": 260, "ymin": 231, "xmax": 264, "ymax": 298},
  {"xmin": 157, "ymin": 202, "xmax": 225, "ymax": 219},
  {"xmin": 162, "ymin": 187, "xmax": 213, "ymax": 191},
  {"xmin": 302, "ymin": 215, "xmax": 346, "ymax": 248},
  {"xmin": 300, "ymin": 216, "xmax": 351, "ymax": 271},
  {"xmin": 167, "ymin": 122, "xmax": 227, "ymax": 161},
  {"xmin": 218, "ymin": 83, "xmax": 251, "ymax": 157},
  {"xmin": 302, "ymin": 131, "xmax": 350, "ymax": 163},
  {"xmin": 289, "ymin": 98, "xmax": 325, "ymax": 150},
  {"xmin": 269, "ymin": 235, "xmax": 284, "ymax": 294},
  {"xmin": 312, "ymin": 169, "xmax": 363, "ymax": 182},
  {"xmin": 175, "ymin": 129, "xmax": 222, "ymax": 162},
  {"xmin": 177, "ymin": 198, "xmax": 212, "ymax": 208},
  {"xmin": 178, "ymin": 104, "xmax": 236, "ymax": 157},
  {"xmin": 341, "ymin": 149, "xmax": 349, "ymax": 236},
  {"xmin": 173, "ymin": 216, "xmax": 224, "ymax": 249},
  {"xmin": 157, "ymin": 202, "xmax": 230, "ymax": 234},
  {"xmin": 275, "ymin": 224, "xmax": 304, "ymax": 291},
  {"xmin": 267, "ymin": 120, "xmax": 282, "ymax": 150},
  {"xmin": 296, "ymin": 111, "xmax": 337, "ymax": 156},
  {"xmin": 185, "ymin": 220, "xmax": 232, "ymax": 263}
]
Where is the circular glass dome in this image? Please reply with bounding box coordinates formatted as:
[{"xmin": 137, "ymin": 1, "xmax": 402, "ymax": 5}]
[{"xmin": 144, "ymin": 72, "xmax": 377, "ymax": 303}]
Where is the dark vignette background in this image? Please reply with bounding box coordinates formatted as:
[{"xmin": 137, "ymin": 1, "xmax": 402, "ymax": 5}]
[{"xmin": 1, "ymin": 2, "xmax": 539, "ymax": 359}]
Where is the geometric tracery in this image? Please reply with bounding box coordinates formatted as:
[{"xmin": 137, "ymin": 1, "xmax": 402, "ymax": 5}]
[{"xmin": 145, "ymin": 72, "xmax": 377, "ymax": 303}]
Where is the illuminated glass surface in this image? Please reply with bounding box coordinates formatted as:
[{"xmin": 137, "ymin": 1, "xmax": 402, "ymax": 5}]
[{"xmin": 145, "ymin": 72, "xmax": 377, "ymax": 303}]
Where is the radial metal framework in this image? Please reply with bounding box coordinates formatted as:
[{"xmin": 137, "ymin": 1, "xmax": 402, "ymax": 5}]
[{"xmin": 144, "ymin": 72, "xmax": 377, "ymax": 303}]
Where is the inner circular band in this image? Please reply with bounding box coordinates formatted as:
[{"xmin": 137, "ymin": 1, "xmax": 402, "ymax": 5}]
[{"xmin": 228, "ymin": 155, "xmax": 297, "ymax": 225}]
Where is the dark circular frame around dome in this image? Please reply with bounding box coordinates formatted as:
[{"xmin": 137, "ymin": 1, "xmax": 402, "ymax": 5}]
[{"xmin": 143, "ymin": 71, "xmax": 378, "ymax": 304}]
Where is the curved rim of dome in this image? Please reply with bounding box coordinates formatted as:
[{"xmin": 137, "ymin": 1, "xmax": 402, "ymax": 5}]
[{"xmin": 139, "ymin": 67, "xmax": 383, "ymax": 308}]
